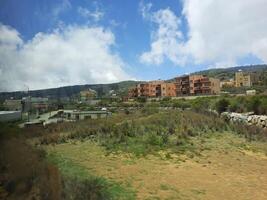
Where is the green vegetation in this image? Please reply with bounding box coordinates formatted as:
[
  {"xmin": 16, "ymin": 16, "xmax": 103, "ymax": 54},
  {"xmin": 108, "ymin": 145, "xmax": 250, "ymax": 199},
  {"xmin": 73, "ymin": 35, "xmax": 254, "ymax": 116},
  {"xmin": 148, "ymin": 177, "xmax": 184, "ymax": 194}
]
[
  {"xmin": 2, "ymin": 94, "xmax": 267, "ymax": 199},
  {"xmin": 48, "ymin": 153, "xmax": 136, "ymax": 200}
]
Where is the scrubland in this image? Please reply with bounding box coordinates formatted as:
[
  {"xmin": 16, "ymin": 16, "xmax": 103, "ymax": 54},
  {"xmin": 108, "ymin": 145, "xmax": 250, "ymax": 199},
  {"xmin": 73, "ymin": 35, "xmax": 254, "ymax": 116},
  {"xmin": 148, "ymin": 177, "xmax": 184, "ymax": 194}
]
[{"xmin": 1, "ymin": 106, "xmax": 267, "ymax": 199}]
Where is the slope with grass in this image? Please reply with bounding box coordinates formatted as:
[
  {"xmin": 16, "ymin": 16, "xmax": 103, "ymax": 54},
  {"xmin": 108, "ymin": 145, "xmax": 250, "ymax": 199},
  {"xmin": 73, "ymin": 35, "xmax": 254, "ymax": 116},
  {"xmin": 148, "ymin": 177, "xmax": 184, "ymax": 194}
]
[
  {"xmin": 45, "ymin": 132, "xmax": 267, "ymax": 200},
  {"xmin": 40, "ymin": 110, "xmax": 267, "ymax": 200}
]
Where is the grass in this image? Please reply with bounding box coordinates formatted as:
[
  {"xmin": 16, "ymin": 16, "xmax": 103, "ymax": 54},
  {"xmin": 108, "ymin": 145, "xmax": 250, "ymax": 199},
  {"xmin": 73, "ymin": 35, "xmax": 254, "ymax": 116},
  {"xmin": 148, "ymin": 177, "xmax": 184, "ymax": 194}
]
[
  {"xmin": 36, "ymin": 109, "xmax": 267, "ymax": 199},
  {"xmin": 47, "ymin": 152, "xmax": 136, "ymax": 200},
  {"xmin": 44, "ymin": 132, "xmax": 267, "ymax": 200}
]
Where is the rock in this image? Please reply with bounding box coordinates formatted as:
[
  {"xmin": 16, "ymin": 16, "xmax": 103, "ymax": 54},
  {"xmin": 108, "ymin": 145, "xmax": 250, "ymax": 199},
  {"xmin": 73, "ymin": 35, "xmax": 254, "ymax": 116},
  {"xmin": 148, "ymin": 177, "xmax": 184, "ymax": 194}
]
[{"xmin": 260, "ymin": 115, "xmax": 267, "ymax": 121}]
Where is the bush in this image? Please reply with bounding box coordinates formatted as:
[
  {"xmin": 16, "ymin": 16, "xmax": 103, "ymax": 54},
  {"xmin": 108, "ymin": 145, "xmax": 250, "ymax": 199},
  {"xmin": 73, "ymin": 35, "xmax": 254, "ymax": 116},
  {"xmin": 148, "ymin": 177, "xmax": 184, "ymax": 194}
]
[{"xmin": 215, "ymin": 98, "xmax": 230, "ymax": 114}]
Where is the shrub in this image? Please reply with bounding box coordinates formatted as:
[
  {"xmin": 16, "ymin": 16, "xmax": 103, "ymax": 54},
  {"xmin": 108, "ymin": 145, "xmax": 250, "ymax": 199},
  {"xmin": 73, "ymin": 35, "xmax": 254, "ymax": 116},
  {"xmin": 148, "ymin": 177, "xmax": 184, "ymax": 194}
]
[
  {"xmin": 215, "ymin": 98, "xmax": 230, "ymax": 114},
  {"xmin": 247, "ymin": 96, "xmax": 261, "ymax": 114}
]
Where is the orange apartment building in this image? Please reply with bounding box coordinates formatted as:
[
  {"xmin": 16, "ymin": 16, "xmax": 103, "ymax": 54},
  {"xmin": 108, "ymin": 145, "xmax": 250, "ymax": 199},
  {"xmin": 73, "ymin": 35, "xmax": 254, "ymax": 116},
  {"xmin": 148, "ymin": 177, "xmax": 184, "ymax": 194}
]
[
  {"xmin": 128, "ymin": 81, "xmax": 176, "ymax": 98},
  {"xmin": 128, "ymin": 75, "xmax": 220, "ymax": 98},
  {"xmin": 175, "ymin": 75, "xmax": 220, "ymax": 96}
]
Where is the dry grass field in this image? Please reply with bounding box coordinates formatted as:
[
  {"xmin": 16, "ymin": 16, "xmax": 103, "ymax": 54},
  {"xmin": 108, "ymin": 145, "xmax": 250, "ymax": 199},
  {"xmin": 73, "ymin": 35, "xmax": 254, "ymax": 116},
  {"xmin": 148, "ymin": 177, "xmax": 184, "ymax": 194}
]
[{"xmin": 46, "ymin": 132, "xmax": 267, "ymax": 200}]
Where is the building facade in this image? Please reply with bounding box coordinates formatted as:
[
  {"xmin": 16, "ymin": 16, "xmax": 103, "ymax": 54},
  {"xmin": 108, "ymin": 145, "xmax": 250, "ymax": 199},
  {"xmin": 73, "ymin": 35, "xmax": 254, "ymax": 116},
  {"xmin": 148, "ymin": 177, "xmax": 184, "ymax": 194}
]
[
  {"xmin": 62, "ymin": 110, "xmax": 111, "ymax": 120},
  {"xmin": 3, "ymin": 99, "xmax": 22, "ymax": 111},
  {"xmin": 175, "ymin": 75, "xmax": 190, "ymax": 96},
  {"xmin": 220, "ymin": 79, "xmax": 235, "ymax": 88},
  {"xmin": 160, "ymin": 82, "xmax": 176, "ymax": 97},
  {"xmin": 128, "ymin": 81, "xmax": 176, "ymax": 98},
  {"xmin": 235, "ymin": 71, "xmax": 251, "ymax": 87},
  {"xmin": 128, "ymin": 75, "xmax": 220, "ymax": 98},
  {"xmin": 175, "ymin": 75, "xmax": 220, "ymax": 96}
]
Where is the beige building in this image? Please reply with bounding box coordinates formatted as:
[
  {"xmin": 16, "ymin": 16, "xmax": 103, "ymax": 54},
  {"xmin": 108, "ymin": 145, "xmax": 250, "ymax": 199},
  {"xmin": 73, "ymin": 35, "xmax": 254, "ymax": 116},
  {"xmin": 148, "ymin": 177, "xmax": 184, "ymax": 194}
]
[
  {"xmin": 220, "ymin": 79, "xmax": 235, "ymax": 88},
  {"xmin": 80, "ymin": 89, "xmax": 97, "ymax": 101},
  {"xmin": 235, "ymin": 71, "xmax": 251, "ymax": 87},
  {"xmin": 3, "ymin": 99, "xmax": 22, "ymax": 111}
]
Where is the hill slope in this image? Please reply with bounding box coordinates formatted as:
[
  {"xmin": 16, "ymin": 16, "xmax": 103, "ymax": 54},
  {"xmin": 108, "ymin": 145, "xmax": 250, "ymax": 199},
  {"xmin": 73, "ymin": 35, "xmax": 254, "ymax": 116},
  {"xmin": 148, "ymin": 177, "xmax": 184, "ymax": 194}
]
[
  {"xmin": 0, "ymin": 80, "xmax": 140, "ymax": 101},
  {"xmin": 193, "ymin": 64, "xmax": 267, "ymax": 80},
  {"xmin": 1, "ymin": 64, "xmax": 267, "ymax": 101}
]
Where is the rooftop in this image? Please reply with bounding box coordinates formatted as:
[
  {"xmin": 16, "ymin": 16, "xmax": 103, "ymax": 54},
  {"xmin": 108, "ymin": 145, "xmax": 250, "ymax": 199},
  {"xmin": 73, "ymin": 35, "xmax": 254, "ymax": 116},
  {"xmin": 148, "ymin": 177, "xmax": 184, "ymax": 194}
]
[{"xmin": 0, "ymin": 111, "xmax": 21, "ymax": 114}]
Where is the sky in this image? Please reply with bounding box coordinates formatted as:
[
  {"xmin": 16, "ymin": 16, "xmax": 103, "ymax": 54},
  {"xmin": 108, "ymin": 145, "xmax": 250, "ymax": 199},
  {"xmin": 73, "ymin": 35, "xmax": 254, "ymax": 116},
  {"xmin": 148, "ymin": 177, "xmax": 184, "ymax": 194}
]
[{"xmin": 0, "ymin": 0, "xmax": 267, "ymax": 92}]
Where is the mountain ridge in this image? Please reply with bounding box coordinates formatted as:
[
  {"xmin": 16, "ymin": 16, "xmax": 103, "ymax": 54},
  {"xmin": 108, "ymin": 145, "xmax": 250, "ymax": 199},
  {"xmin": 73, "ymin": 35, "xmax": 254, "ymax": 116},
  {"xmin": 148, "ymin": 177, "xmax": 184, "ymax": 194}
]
[{"xmin": 1, "ymin": 64, "xmax": 266, "ymax": 101}]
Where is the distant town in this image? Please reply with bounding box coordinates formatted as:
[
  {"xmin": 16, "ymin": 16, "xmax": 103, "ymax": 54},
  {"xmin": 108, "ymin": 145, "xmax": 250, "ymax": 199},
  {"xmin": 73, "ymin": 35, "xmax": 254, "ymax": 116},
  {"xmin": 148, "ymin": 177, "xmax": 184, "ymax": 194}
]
[
  {"xmin": 0, "ymin": 66, "xmax": 266, "ymax": 127},
  {"xmin": 128, "ymin": 70, "xmax": 263, "ymax": 98}
]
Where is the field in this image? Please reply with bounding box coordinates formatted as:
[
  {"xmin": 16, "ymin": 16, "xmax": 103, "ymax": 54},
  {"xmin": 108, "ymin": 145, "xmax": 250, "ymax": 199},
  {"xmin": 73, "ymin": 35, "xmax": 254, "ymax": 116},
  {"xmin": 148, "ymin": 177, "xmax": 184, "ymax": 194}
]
[
  {"xmin": 1, "ymin": 107, "xmax": 267, "ymax": 199},
  {"xmin": 42, "ymin": 110, "xmax": 267, "ymax": 200}
]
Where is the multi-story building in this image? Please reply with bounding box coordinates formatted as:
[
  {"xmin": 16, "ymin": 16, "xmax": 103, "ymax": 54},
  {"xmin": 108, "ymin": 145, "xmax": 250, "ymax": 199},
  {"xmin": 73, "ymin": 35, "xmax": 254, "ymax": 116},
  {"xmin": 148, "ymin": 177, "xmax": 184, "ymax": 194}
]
[
  {"xmin": 136, "ymin": 80, "xmax": 164, "ymax": 97},
  {"xmin": 160, "ymin": 82, "xmax": 176, "ymax": 97},
  {"xmin": 175, "ymin": 75, "xmax": 220, "ymax": 96},
  {"xmin": 128, "ymin": 75, "xmax": 220, "ymax": 98},
  {"xmin": 128, "ymin": 81, "xmax": 176, "ymax": 98},
  {"xmin": 235, "ymin": 71, "xmax": 251, "ymax": 87},
  {"xmin": 235, "ymin": 70, "xmax": 262, "ymax": 87},
  {"xmin": 175, "ymin": 75, "xmax": 190, "ymax": 96}
]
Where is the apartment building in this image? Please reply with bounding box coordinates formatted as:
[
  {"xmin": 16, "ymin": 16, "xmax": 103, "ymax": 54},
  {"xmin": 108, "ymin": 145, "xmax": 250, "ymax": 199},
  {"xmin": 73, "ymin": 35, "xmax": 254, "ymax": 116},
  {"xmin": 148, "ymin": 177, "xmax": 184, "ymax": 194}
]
[
  {"xmin": 235, "ymin": 70, "xmax": 261, "ymax": 87},
  {"xmin": 160, "ymin": 82, "xmax": 176, "ymax": 97},
  {"xmin": 128, "ymin": 75, "xmax": 220, "ymax": 98},
  {"xmin": 175, "ymin": 75, "xmax": 220, "ymax": 96},
  {"xmin": 128, "ymin": 81, "xmax": 176, "ymax": 98},
  {"xmin": 235, "ymin": 71, "xmax": 251, "ymax": 87},
  {"xmin": 137, "ymin": 80, "xmax": 163, "ymax": 97},
  {"xmin": 175, "ymin": 75, "xmax": 190, "ymax": 96}
]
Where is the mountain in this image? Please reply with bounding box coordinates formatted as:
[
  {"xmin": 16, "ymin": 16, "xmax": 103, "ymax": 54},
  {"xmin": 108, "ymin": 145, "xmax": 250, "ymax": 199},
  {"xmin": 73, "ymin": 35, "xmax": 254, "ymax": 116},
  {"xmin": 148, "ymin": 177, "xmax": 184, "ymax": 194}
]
[
  {"xmin": 1, "ymin": 64, "xmax": 267, "ymax": 102},
  {"xmin": 0, "ymin": 81, "xmax": 140, "ymax": 102},
  {"xmin": 192, "ymin": 64, "xmax": 267, "ymax": 80}
]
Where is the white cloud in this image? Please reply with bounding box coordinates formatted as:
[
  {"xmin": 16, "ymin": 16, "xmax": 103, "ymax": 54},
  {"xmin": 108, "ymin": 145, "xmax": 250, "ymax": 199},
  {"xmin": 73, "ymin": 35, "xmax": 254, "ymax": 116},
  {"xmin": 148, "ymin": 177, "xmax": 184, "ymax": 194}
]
[
  {"xmin": 0, "ymin": 24, "xmax": 132, "ymax": 92},
  {"xmin": 140, "ymin": 0, "xmax": 267, "ymax": 67},
  {"xmin": 183, "ymin": 0, "xmax": 267, "ymax": 65},
  {"xmin": 78, "ymin": 6, "xmax": 104, "ymax": 22},
  {"xmin": 139, "ymin": 4, "xmax": 186, "ymax": 65}
]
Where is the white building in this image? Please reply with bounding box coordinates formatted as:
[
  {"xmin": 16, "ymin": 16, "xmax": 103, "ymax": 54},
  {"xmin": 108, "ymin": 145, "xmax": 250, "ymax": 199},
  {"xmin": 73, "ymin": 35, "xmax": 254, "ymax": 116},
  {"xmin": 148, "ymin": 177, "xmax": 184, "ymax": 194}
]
[
  {"xmin": 62, "ymin": 110, "xmax": 111, "ymax": 120},
  {"xmin": 0, "ymin": 111, "xmax": 21, "ymax": 122}
]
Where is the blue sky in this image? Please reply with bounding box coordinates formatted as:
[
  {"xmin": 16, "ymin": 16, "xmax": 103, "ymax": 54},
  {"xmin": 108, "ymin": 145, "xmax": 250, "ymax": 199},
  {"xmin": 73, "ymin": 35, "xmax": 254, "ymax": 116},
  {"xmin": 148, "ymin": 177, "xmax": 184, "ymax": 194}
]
[{"xmin": 0, "ymin": 0, "xmax": 266, "ymax": 91}]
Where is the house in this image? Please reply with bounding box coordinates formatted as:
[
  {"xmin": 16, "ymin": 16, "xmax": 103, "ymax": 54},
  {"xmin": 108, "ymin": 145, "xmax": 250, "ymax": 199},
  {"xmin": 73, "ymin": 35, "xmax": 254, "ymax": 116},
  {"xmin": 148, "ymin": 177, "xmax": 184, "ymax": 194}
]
[
  {"xmin": 62, "ymin": 110, "xmax": 111, "ymax": 120},
  {"xmin": 3, "ymin": 99, "xmax": 22, "ymax": 111},
  {"xmin": 0, "ymin": 111, "xmax": 21, "ymax": 122},
  {"xmin": 220, "ymin": 79, "xmax": 235, "ymax": 88}
]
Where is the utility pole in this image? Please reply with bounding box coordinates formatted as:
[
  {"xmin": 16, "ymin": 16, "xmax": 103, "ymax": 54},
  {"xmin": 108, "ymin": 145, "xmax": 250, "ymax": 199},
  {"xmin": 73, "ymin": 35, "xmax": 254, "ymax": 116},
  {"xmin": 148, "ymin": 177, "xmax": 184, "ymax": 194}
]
[{"xmin": 24, "ymin": 84, "xmax": 30, "ymax": 122}]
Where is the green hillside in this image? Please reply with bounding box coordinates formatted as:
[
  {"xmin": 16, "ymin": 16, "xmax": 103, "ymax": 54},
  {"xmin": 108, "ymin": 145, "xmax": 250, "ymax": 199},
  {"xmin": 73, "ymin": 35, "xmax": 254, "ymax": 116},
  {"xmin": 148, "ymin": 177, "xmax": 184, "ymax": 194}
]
[
  {"xmin": 0, "ymin": 80, "xmax": 140, "ymax": 101},
  {"xmin": 193, "ymin": 64, "xmax": 267, "ymax": 80}
]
